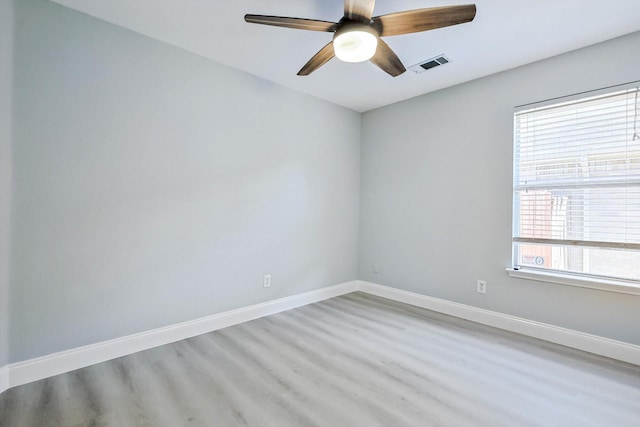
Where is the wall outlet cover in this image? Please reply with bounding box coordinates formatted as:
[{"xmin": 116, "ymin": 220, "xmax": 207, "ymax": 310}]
[{"xmin": 477, "ymin": 280, "xmax": 487, "ymax": 294}]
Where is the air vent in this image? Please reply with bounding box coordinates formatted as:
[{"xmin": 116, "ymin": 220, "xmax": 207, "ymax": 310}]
[{"xmin": 408, "ymin": 55, "xmax": 450, "ymax": 73}]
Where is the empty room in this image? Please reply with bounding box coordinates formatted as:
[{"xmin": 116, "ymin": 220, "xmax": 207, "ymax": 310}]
[{"xmin": 1, "ymin": 0, "xmax": 640, "ymax": 426}]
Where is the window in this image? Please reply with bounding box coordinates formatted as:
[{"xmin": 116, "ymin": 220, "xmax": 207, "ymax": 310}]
[{"xmin": 512, "ymin": 86, "xmax": 640, "ymax": 285}]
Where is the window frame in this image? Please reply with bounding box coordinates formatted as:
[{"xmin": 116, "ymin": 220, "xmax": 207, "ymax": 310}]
[{"xmin": 509, "ymin": 82, "xmax": 640, "ymax": 294}]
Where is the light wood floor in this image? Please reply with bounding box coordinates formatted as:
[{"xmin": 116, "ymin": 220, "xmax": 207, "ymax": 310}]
[{"xmin": 1, "ymin": 292, "xmax": 639, "ymax": 426}]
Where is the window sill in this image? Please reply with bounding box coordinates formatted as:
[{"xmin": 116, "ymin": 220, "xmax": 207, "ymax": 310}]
[{"xmin": 506, "ymin": 268, "xmax": 640, "ymax": 296}]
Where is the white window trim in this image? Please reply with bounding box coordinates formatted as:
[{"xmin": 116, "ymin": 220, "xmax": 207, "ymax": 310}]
[
  {"xmin": 506, "ymin": 267, "xmax": 640, "ymax": 296},
  {"xmin": 511, "ymin": 81, "xmax": 640, "ymax": 287},
  {"xmin": 514, "ymin": 80, "xmax": 640, "ymax": 111}
]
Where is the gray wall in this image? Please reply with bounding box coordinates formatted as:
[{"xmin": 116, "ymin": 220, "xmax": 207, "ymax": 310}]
[
  {"xmin": 359, "ymin": 31, "xmax": 640, "ymax": 345},
  {"xmin": 10, "ymin": 0, "xmax": 360, "ymax": 362},
  {"xmin": 0, "ymin": 0, "xmax": 15, "ymax": 371}
]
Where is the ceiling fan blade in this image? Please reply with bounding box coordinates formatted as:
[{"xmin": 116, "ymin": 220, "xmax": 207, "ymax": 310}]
[
  {"xmin": 370, "ymin": 39, "xmax": 406, "ymax": 77},
  {"xmin": 245, "ymin": 15, "xmax": 337, "ymax": 32},
  {"xmin": 297, "ymin": 42, "xmax": 335, "ymax": 76},
  {"xmin": 372, "ymin": 4, "xmax": 476, "ymax": 37},
  {"xmin": 344, "ymin": 0, "xmax": 376, "ymax": 21}
]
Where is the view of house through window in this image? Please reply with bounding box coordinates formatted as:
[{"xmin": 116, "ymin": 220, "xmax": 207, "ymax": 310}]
[{"xmin": 513, "ymin": 86, "xmax": 640, "ymax": 282}]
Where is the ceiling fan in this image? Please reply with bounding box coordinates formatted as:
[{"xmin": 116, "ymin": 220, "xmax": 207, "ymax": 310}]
[{"xmin": 245, "ymin": 0, "xmax": 476, "ymax": 77}]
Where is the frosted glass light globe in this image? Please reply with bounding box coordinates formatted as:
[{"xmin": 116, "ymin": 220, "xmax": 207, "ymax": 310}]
[{"xmin": 333, "ymin": 30, "xmax": 378, "ymax": 63}]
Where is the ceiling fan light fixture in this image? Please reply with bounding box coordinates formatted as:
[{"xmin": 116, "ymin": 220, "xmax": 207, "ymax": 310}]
[
  {"xmin": 333, "ymin": 26, "xmax": 378, "ymax": 63},
  {"xmin": 245, "ymin": 2, "xmax": 477, "ymax": 76}
]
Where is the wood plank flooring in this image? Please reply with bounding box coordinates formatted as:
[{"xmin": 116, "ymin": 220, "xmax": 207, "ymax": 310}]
[{"xmin": 1, "ymin": 292, "xmax": 639, "ymax": 426}]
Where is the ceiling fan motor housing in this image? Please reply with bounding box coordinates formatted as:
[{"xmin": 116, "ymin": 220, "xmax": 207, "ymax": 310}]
[{"xmin": 334, "ymin": 20, "xmax": 379, "ymax": 38}]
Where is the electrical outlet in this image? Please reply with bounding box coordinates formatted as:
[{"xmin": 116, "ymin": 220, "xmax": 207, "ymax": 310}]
[
  {"xmin": 477, "ymin": 280, "xmax": 487, "ymax": 294},
  {"xmin": 263, "ymin": 274, "xmax": 271, "ymax": 288}
]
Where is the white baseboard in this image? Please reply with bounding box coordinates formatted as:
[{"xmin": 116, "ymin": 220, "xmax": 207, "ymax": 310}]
[
  {"xmin": 357, "ymin": 280, "xmax": 640, "ymax": 366},
  {"xmin": 7, "ymin": 280, "xmax": 358, "ymax": 390}
]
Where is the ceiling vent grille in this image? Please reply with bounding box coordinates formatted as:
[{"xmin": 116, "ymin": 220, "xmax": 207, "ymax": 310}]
[{"xmin": 408, "ymin": 55, "xmax": 450, "ymax": 73}]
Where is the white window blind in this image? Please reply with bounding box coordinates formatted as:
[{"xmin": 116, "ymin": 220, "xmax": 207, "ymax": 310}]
[{"xmin": 513, "ymin": 86, "xmax": 640, "ymax": 282}]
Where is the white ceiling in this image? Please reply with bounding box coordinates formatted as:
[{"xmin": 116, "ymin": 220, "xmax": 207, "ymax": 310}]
[{"xmin": 51, "ymin": 0, "xmax": 640, "ymax": 112}]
